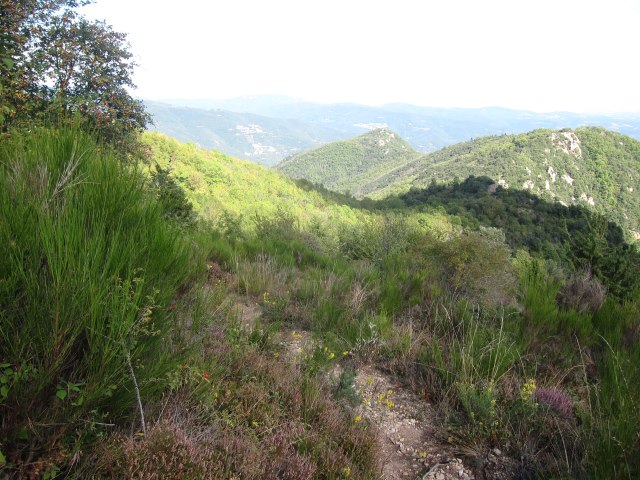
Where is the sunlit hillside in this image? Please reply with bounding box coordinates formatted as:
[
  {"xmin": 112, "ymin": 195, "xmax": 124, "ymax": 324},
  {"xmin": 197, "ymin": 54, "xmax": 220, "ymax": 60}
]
[
  {"xmin": 2, "ymin": 2, "xmax": 639, "ymax": 477},
  {"xmin": 282, "ymin": 127, "xmax": 640, "ymax": 242},
  {"xmin": 276, "ymin": 128, "xmax": 420, "ymax": 197}
]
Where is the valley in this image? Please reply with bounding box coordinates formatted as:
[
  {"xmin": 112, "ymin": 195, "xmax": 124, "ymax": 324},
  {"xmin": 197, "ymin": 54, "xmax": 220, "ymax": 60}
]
[
  {"xmin": 145, "ymin": 97, "xmax": 640, "ymax": 165},
  {"xmin": 2, "ymin": 3, "xmax": 640, "ymax": 478}
]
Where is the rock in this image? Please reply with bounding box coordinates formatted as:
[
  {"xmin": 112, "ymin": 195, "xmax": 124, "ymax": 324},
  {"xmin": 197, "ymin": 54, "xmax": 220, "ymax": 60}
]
[{"xmin": 492, "ymin": 448, "xmax": 502, "ymax": 456}]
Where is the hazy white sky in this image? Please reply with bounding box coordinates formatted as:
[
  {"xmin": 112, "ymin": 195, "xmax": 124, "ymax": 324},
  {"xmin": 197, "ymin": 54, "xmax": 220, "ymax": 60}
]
[{"xmin": 81, "ymin": 0, "xmax": 640, "ymax": 113}]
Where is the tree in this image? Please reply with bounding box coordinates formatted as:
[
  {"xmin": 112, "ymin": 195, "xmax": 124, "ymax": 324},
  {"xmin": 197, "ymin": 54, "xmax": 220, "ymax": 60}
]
[
  {"xmin": 1, "ymin": 1, "xmax": 87, "ymax": 123},
  {"xmin": 0, "ymin": 0, "xmax": 149, "ymax": 143}
]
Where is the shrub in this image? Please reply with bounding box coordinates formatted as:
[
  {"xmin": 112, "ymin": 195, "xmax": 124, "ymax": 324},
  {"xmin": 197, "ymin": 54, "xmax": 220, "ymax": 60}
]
[
  {"xmin": 0, "ymin": 126, "xmax": 199, "ymax": 473},
  {"xmin": 421, "ymin": 232, "xmax": 517, "ymax": 306},
  {"xmin": 534, "ymin": 386, "xmax": 573, "ymax": 417},
  {"xmin": 556, "ymin": 269, "xmax": 606, "ymax": 314},
  {"xmin": 150, "ymin": 163, "xmax": 197, "ymax": 229}
]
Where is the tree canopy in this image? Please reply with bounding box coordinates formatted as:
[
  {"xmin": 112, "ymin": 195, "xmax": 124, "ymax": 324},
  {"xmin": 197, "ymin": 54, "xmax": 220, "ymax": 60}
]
[{"xmin": 0, "ymin": 0, "xmax": 149, "ymax": 142}]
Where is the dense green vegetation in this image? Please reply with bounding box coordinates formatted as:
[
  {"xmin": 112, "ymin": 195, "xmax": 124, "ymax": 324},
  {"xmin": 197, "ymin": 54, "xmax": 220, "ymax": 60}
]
[
  {"xmin": 1, "ymin": 125, "xmax": 639, "ymax": 478},
  {"xmin": 0, "ymin": 127, "xmax": 383, "ymax": 478},
  {"xmin": 377, "ymin": 128, "xmax": 639, "ymax": 231},
  {"xmin": 2, "ymin": 3, "xmax": 639, "ymax": 479},
  {"xmin": 393, "ymin": 175, "xmax": 640, "ymax": 298},
  {"xmin": 286, "ymin": 127, "xmax": 640, "ymax": 242},
  {"xmin": 277, "ymin": 128, "xmax": 420, "ymax": 196},
  {"xmin": 0, "ymin": 127, "xmax": 198, "ymax": 474},
  {"xmin": 139, "ymin": 132, "xmax": 379, "ymax": 237}
]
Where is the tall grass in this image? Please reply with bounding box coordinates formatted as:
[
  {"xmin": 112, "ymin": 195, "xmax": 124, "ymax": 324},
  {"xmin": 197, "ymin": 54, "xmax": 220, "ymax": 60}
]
[{"xmin": 0, "ymin": 126, "xmax": 200, "ymax": 470}]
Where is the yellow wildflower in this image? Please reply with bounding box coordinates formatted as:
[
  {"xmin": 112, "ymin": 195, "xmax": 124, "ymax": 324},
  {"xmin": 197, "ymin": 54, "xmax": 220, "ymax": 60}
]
[
  {"xmin": 520, "ymin": 378, "xmax": 537, "ymax": 402},
  {"xmin": 353, "ymin": 415, "xmax": 362, "ymax": 423}
]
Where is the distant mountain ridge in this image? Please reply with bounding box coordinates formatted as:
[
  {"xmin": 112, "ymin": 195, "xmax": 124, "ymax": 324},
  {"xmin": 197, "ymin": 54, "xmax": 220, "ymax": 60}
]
[
  {"xmin": 278, "ymin": 127, "xmax": 640, "ymax": 242},
  {"xmin": 144, "ymin": 101, "xmax": 342, "ymax": 166},
  {"xmin": 144, "ymin": 97, "xmax": 640, "ymax": 165}
]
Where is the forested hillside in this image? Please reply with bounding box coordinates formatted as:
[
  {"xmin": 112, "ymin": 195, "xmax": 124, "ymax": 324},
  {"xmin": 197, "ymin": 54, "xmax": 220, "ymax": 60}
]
[
  {"xmin": 147, "ymin": 98, "xmax": 640, "ymax": 163},
  {"xmin": 381, "ymin": 127, "xmax": 640, "ymax": 241},
  {"xmin": 276, "ymin": 128, "xmax": 420, "ymax": 196},
  {"xmin": 145, "ymin": 101, "xmax": 342, "ymax": 166},
  {"xmin": 287, "ymin": 127, "xmax": 640, "ymax": 242},
  {"xmin": 2, "ymin": 2, "xmax": 640, "ymax": 479}
]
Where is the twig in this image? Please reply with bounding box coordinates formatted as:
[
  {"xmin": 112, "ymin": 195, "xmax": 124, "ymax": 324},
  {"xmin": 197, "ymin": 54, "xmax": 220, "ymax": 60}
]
[
  {"xmin": 422, "ymin": 460, "xmax": 451, "ymax": 479},
  {"xmin": 126, "ymin": 350, "xmax": 146, "ymax": 435},
  {"xmin": 86, "ymin": 326, "xmax": 147, "ymax": 434}
]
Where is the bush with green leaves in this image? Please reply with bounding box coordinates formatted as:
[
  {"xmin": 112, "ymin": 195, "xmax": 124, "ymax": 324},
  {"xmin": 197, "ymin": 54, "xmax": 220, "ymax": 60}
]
[
  {"xmin": 150, "ymin": 163, "xmax": 197, "ymax": 229},
  {"xmin": 0, "ymin": 126, "xmax": 200, "ymax": 474}
]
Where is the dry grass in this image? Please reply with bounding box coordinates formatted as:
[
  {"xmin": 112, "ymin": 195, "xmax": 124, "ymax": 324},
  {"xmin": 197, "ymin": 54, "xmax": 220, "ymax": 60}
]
[
  {"xmin": 556, "ymin": 269, "xmax": 606, "ymax": 314},
  {"xmin": 82, "ymin": 291, "xmax": 381, "ymax": 479}
]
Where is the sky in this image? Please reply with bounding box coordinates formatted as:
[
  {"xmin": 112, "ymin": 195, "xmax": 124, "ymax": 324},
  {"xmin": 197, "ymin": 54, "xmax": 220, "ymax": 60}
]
[{"xmin": 80, "ymin": 0, "xmax": 640, "ymax": 113}]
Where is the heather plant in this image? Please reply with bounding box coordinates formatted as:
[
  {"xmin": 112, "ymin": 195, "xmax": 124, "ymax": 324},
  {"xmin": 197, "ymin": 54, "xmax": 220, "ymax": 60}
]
[
  {"xmin": 556, "ymin": 268, "xmax": 607, "ymax": 314},
  {"xmin": 534, "ymin": 386, "xmax": 573, "ymax": 417},
  {"xmin": 92, "ymin": 296, "xmax": 381, "ymax": 480}
]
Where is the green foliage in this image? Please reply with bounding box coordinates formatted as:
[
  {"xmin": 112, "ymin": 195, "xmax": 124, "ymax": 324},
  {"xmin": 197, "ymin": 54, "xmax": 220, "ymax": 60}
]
[
  {"xmin": 333, "ymin": 366, "xmax": 360, "ymax": 406},
  {"xmin": 288, "ymin": 127, "xmax": 640, "ymax": 244},
  {"xmin": 398, "ymin": 175, "xmax": 640, "ymax": 298},
  {"xmin": 0, "ymin": 0, "xmax": 149, "ymax": 144},
  {"xmin": 140, "ymin": 131, "xmax": 368, "ymax": 234},
  {"xmin": 150, "ymin": 163, "xmax": 196, "ymax": 229},
  {"xmin": 277, "ymin": 128, "xmax": 420, "ymax": 196},
  {"xmin": 374, "ymin": 127, "xmax": 640, "ymax": 241},
  {"xmin": 3, "ymin": 127, "xmax": 638, "ymax": 478},
  {"xmin": 0, "ymin": 126, "xmax": 199, "ymax": 472}
]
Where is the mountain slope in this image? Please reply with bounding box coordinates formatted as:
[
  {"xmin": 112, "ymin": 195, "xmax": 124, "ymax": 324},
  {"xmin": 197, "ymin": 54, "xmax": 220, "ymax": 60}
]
[
  {"xmin": 146, "ymin": 98, "xmax": 640, "ymax": 165},
  {"xmin": 284, "ymin": 127, "xmax": 640, "ymax": 241},
  {"xmin": 138, "ymin": 132, "xmax": 420, "ymax": 242},
  {"xmin": 275, "ymin": 128, "xmax": 420, "ymax": 196},
  {"xmin": 373, "ymin": 127, "xmax": 640, "ymax": 240},
  {"xmin": 144, "ymin": 101, "xmax": 345, "ymax": 166}
]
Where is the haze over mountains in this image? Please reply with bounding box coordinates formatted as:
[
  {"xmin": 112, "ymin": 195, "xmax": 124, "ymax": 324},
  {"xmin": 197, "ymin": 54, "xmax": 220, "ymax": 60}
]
[{"xmin": 145, "ymin": 96, "xmax": 640, "ymax": 166}]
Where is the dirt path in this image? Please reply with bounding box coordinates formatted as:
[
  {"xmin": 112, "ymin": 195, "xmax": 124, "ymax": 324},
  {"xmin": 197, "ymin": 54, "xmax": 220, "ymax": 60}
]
[
  {"xmin": 229, "ymin": 286, "xmax": 475, "ymax": 480},
  {"xmin": 354, "ymin": 367, "xmax": 474, "ymax": 480},
  {"xmin": 276, "ymin": 326, "xmax": 475, "ymax": 479}
]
